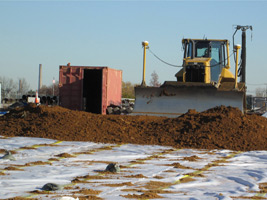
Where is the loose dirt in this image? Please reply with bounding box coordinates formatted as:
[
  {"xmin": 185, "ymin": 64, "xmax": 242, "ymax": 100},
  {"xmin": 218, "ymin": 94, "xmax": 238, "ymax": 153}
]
[{"xmin": 1, "ymin": 104, "xmax": 267, "ymax": 151}]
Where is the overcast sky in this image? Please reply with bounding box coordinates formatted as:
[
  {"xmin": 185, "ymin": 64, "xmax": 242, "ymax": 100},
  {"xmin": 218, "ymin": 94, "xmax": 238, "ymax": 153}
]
[{"xmin": 0, "ymin": 0, "xmax": 266, "ymax": 94}]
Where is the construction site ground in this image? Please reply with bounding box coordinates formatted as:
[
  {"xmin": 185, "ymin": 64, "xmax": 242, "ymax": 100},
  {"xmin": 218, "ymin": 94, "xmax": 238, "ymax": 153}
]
[{"xmin": 1, "ymin": 104, "xmax": 267, "ymax": 199}]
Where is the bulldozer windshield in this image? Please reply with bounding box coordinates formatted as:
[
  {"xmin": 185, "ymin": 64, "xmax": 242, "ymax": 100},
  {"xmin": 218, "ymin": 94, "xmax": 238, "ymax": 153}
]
[{"xmin": 195, "ymin": 41, "xmax": 209, "ymax": 58}]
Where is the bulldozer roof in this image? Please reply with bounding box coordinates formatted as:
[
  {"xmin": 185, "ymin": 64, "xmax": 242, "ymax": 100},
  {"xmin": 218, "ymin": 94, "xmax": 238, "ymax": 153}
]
[{"xmin": 182, "ymin": 38, "xmax": 229, "ymax": 43}]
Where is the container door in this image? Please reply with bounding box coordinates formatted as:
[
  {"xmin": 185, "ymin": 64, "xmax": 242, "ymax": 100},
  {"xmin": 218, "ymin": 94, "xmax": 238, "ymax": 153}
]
[
  {"xmin": 59, "ymin": 66, "xmax": 83, "ymax": 110},
  {"xmin": 83, "ymin": 69, "xmax": 103, "ymax": 114}
]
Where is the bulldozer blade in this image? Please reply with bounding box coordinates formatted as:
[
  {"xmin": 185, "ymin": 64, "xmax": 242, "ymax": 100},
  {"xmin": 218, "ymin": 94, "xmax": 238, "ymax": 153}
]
[{"xmin": 132, "ymin": 83, "xmax": 244, "ymax": 117}]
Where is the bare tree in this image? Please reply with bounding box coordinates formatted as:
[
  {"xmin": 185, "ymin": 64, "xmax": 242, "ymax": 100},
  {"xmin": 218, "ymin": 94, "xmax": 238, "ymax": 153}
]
[
  {"xmin": 0, "ymin": 76, "xmax": 17, "ymax": 99},
  {"xmin": 255, "ymin": 87, "xmax": 266, "ymax": 97},
  {"xmin": 18, "ymin": 78, "xmax": 30, "ymax": 95},
  {"xmin": 149, "ymin": 71, "xmax": 161, "ymax": 87},
  {"xmin": 39, "ymin": 81, "xmax": 59, "ymax": 96},
  {"xmin": 122, "ymin": 81, "xmax": 135, "ymax": 99}
]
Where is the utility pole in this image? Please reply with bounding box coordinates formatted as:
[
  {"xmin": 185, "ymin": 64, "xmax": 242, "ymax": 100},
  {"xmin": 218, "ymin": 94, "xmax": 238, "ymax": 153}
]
[
  {"xmin": 233, "ymin": 25, "xmax": 253, "ymax": 112},
  {"xmin": 233, "ymin": 25, "xmax": 253, "ymax": 83}
]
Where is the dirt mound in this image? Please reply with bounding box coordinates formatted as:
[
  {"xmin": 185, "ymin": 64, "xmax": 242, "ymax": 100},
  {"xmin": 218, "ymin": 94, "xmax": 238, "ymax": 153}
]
[{"xmin": 0, "ymin": 104, "xmax": 267, "ymax": 151}]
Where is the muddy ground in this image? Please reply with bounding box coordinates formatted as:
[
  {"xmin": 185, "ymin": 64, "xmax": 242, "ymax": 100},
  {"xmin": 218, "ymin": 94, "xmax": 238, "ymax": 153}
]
[{"xmin": 0, "ymin": 104, "xmax": 267, "ymax": 151}]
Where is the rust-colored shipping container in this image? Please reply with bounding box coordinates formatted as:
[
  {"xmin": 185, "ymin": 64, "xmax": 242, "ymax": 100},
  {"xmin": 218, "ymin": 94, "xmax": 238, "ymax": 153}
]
[{"xmin": 59, "ymin": 64, "xmax": 122, "ymax": 114}]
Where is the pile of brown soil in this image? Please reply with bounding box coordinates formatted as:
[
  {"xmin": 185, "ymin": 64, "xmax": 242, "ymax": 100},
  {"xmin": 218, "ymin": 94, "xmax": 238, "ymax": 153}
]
[{"xmin": 1, "ymin": 104, "xmax": 267, "ymax": 151}]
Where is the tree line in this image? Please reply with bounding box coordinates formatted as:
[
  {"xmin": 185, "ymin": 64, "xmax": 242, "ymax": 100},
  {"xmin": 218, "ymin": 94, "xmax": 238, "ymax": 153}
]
[
  {"xmin": 122, "ymin": 70, "xmax": 161, "ymax": 98},
  {"xmin": 0, "ymin": 76, "xmax": 59, "ymax": 100},
  {"xmin": 3, "ymin": 72, "xmax": 267, "ymax": 102},
  {"xmin": 255, "ymin": 87, "xmax": 267, "ymax": 97},
  {"xmin": 0, "ymin": 76, "xmax": 30, "ymax": 99},
  {"xmin": 0, "ymin": 71, "xmax": 161, "ymax": 101}
]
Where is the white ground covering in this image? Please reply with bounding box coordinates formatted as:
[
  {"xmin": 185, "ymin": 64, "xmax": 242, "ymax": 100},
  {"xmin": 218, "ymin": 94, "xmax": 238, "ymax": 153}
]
[{"xmin": 0, "ymin": 135, "xmax": 267, "ymax": 200}]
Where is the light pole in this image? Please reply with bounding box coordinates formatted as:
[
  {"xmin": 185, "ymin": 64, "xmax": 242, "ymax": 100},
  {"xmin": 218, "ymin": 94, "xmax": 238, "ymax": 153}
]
[
  {"xmin": 141, "ymin": 41, "xmax": 149, "ymax": 86},
  {"xmin": 53, "ymin": 78, "xmax": 55, "ymax": 96}
]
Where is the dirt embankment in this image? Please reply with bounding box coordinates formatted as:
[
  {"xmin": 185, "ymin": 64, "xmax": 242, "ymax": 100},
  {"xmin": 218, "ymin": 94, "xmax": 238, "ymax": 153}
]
[{"xmin": 0, "ymin": 104, "xmax": 267, "ymax": 151}]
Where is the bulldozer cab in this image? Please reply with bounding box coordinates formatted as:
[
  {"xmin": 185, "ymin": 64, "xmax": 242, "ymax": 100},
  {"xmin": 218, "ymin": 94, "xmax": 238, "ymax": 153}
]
[{"xmin": 179, "ymin": 39, "xmax": 229, "ymax": 83}]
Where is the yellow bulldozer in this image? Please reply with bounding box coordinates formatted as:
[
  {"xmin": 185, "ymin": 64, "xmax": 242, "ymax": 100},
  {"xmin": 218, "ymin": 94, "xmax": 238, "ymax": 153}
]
[{"xmin": 132, "ymin": 26, "xmax": 252, "ymax": 117}]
